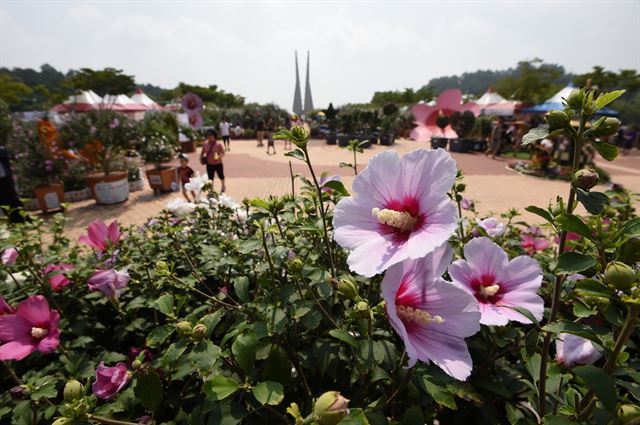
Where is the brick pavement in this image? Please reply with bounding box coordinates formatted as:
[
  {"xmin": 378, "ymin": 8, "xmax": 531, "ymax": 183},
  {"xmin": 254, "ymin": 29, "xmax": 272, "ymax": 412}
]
[{"xmin": 43, "ymin": 138, "xmax": 639, "ymax": 240}]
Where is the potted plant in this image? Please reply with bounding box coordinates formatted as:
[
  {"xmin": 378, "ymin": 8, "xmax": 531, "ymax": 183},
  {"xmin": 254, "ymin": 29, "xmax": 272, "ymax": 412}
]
[
  {"xmin": 179, "ymin": 125, "xmax": 197, "ymax": 153},
  {"xmin": 338, "ymin": 112, "xmax": 355, "ymax": 147},
  {"xmin": 59, "ymin": 110, "xmax": 137, "ymax": 205},
  {"xmin": 449, "ymin": 111, "xmax": 476, "ymax": 153},
  {"xmin": 8, "ymin": 119, "xmax": 68, "ymax": 213},
  {"xmin": 139, "ymin": 112, "xmax": 180, "ymax": 194},
  {"xmin": 472, "ymin": 116, "xmax": 493, "ymax": 152},
  {"xmin": 325, "ymin": 103, "xmax": 338, "ymax": 145},
  {"xmin": 380, "ymin": 103, "xmax": 399, "ymax": 146},
  {"xmin": 431, "ymin": 111, "xmax": 449, "ymax": 149}
]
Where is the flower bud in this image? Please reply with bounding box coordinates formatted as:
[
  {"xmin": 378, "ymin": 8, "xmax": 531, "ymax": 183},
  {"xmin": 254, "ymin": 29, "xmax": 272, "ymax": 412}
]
[
  {"xmin": 63, "ymin": 379, "xmax": 84, "ymax": 401},
  {"xmin": 52, "ymin": 418, "xmax": 74, "ymax": 425},
  {"xmin": 572, "ymin": 169, "xmax": 599, "ymax": 191},
  {"xmin": 9, "ymin": 385, "xmax": 30, "ymax": 400},
  {"xmin": 549, "ymin": 197, "xmax": 564, "ymax": 217},
  {"xmin": 313, "ymin": 391, "xmax": 350, "ymax": 425},
  {"xmin": 132, "ymin": 359, "xmax": 143, "ymax": 370},
  {"xmin": 619, "ymin": 404, "xmax": 640, "ymax": 424},
  {"xmin": 285, "ymin": 230, "xmax": 296, "ymax": 242},
  {"xmin": 192, "ymin": 323, "xmax": 208, "ymax": 340},
  {"xmin": 605, "ymin": 261, "xmax": 637, "ymax": 291},
  {"xmin": 565, "ymin": 90, "xmax": 584, "ymax": 111},
  {"xmin": 288, "ymin": 258, "xmax": 304, "ymax": 274},
  {"xmin": 336, "ymin": 277, "xmax": 358, "ymax": 300},
  {"xmin": 353, "ymin": 301, "xmax": 370, "ymax": 319},
  {"xmin": 290, "ymin": 126, "xmax": 309, "ymax": 149},
  {"xmin": 176, "ymin": 321, "xmax": 193, "ymax": 335},
  {"xmin": 619, "ymin": 237, "xmax": 640, "ymax": 264},
  {"xmin": 592, "ymin": 117, "xmax": 621, "ymax": 138},
  {"xmin": 545, "ymin": 110, "xmax": 570, "ymax": 131},
  {"xmin": 456, "ymin": 183, "xmax": 466, "ymax": 192},
  {"xmin": 155, "ymin": 261, "xmax": 169, "ymax": 275}
]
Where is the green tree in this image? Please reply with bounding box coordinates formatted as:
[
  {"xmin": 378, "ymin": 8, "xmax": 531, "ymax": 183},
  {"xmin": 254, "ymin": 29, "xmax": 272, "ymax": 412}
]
[
  {"xmin": 64, "ymin": 67, "xmax": 135, "ymax": 97},
  {"xmin": 165, "ymin": 83, "xmax": 245, "ymax": 108},
  {"xmin": 371, "ymin": 87, "xmax": 435, "ymax": 106},
  {"xmin": 0, "ymin": 74, "xmax": 32, "ymax": 107},
  {"xmin": 494, "ymin": 59, "xmax": 568, "ymax": 104}
]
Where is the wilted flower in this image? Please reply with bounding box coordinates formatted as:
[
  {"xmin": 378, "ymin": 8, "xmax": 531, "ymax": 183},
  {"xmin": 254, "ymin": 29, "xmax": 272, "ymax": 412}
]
[
  {"xmin": 0, "ymin": 295, "xmax": 60, "ymax": 360},
  {"xmin": 460, "ymin": 198, "xmax": 474, "ymax": 211},
  {"xmin": 555, "ymin": 333, "xmax": 602, "ymax": 368},
  {"xmin": 474, "ymin": 217, "xmax": 505, "ymax": 238},
  {"xmin": 333, "ymin": 149, "xmax": 458, "ymax": 277},
  {"xmin": 2, "ymin": 247, "xmax": 18, "ymax": 266},
  {"xmin": 167, "ymin": 198, "xmax": 196, "ymax": 217},
  {"xmin": 43, "ymin": 264, "xmax": 75, "ymax": 292},
  {"xmin": 448, "ymin": 237, "xmax": 544, "ymax": 326},
  {"xmin": 92, "ymin": 362, "xmax": 131, "ymax": 400},
  {"xmin": 381, "ymin": 244, "xmax": 481, "ymax": 380},
  {"xmin": 181, "ymin": 92, "xmax": 203, "ymax": 113},
  {"xmin": 79, "ymin": 220, "xmax": 121, "ymax": 251},
  {"xmin": 88, "ymin": 269, "xmax": 130, "ymax": 299}
]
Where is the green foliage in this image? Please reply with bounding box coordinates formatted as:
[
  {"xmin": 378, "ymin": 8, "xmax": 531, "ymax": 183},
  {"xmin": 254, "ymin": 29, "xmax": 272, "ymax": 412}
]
[
  {"xmin": 138, "ymin": 112, "xmax": 179, "ymax": 166},
  {"xmin": 64, "ymin": 67, "xmax": 135, "ymax": 98}
]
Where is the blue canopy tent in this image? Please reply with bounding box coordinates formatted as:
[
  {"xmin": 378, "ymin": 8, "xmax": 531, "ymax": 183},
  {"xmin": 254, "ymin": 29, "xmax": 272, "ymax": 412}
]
[{"xmin": 522, "ymin": 83, "xmax": 619, "ymax": 117}]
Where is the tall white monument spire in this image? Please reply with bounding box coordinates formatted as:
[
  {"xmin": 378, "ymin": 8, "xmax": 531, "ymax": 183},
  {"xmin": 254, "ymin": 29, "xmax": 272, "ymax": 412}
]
[
  {"xmin": 303, "ymin": 50, "xmax": 314, "ymax": 114},
  {"xmin": 292, "ymin": 51, "xmax": 303, "ymax": 115}
]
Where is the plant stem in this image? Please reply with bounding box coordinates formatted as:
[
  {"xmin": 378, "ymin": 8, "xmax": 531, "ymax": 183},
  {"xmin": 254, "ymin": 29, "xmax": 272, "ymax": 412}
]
[
  {"xmin": 577, "ymin": 304, "xmax": 639, "ymax": 420},
  {"xmin": 297, "ymin": 277, "xmax": 339, "ymax": 329},
  {"xmin": 385, "ymin": 368, "xmax": 413, "ymax": 408},
  {"xmin": 259, "ymin": 224, "xmax": 279, "ymax": 284},
  {"xmin": 538, "ymin": 117, "xmax": 585, "ymax": 418},
  {"xmin": 302, "ymin": 148, "xmax": 336, "ymax": 278},
  {"xmin": 86, "ymin": 414, "xmax": 140, "ymax": 425},
  {"xmin": 170, "ymin": 275, "xmax": 241, "ymax": 310},
  {"xmin": 289, "ymin": 160, "xmax": 295, "ymax": 197},
  {"xmin": 353, "ymin": 147, "xmax": 358, "ymax": 175}
]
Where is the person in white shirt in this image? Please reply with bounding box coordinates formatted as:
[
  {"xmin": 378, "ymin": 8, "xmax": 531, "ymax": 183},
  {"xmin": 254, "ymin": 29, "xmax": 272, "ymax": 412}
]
[{"xmin": 219, "ymin": 119, "xmax": 231, "ymax": 152}]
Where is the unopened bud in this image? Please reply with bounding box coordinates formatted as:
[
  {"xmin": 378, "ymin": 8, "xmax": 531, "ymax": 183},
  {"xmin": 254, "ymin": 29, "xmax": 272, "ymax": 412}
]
[
  {"xmin": 605, "ymin": 261, "xmax": 637, "ymax": 291},
  {"xmin": 63, "ymin": 379, "xmax": 83, "ymax": 401},
  {"xmin": 155, "ymin": 261, "xmax": 169, "ymax": 275},
  {"xmin": 176, "ymin": 321, "xmax": 192, "ymax": 335},
  {"xmin": 9, "ymin": 385, "xmax": 29, "ymax": 400},
  {"xmin": 545, "ymin": 110, "xmax": 570, "ymax": 131},
  {"xmin": 337, "ymin": 277, "xmax": 358, "ymax": 300},
  {"xmin": 619, "ymin": 237, "xmax": 640, "ymax": 264},
  {"xmin": 353, "ymin": 301, "xmax": 370, "ymax": 319},
  {"xmin": 313, "ymin": 391, "xmax": 350, "ymax": 425},
  {"xmin": 565, "ymin": 90, "xmax": 585, "ymax": 111},
  {"xmin": 592, "ymin": 117, "xmax": 621, "ymax": 138},
  {"xmin": 456, "ymin": 183, "xmax": 466, "ymax": 192},
  {"xmin": 289, "ymin": 258, "xmax": 304, "ymax": 273},
  {"xmin": 285, "ymin": 230, "xmax": 296, "ymax": 242},
  {"xmin": 619, "ymin": 404, "xmax": 640, "ymax": 424},
  {"xmin": 549, "ymin": 197, "xmax": 564, "ymax": 217},
  {"xmin": 132, "ymin": 359, "xmax": 143, "ymax": 370},
  {"xmin": 572, "ymin": 169, "xmax": 599, "ymax": 191},
  {"xmin": 192, "ymin": 323, "xmax": 208, "ymax": 340},
  {"xmin": 290, "ymin": 126, "xmax": 309, "ymax": 149}
]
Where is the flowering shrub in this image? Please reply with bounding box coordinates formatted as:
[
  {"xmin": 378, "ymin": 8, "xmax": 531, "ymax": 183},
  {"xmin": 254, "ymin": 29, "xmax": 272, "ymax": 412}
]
[
  {"xmin": 138, "ymin": 112, "xmax": 180, "ymax": 167},
  {"xmin": 0, "ymin": 88, "xmax": 639, "ymax": 424}
]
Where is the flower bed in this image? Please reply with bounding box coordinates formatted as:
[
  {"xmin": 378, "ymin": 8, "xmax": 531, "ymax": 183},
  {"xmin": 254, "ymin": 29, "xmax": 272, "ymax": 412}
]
[{"xmin": 0, "ymin": 89, "xmax": 639, "ymax": 425}]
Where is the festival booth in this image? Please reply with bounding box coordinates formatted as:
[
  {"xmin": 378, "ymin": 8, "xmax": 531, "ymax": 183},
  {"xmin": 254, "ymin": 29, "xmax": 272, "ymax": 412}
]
[
  {"xmin": 50, "ymin": 90, "xmax": 103, "ymax": 113},
  {"xmin": 475, "ymin": 88, "xmax": 518, "ymax": 116},
  {"xmin": 103, "ymin": 94, "xmax": 148, "ymax": 120},
  {"xmin": 130, "ymin": 89, "xmax": 163, "ymax": 111}
]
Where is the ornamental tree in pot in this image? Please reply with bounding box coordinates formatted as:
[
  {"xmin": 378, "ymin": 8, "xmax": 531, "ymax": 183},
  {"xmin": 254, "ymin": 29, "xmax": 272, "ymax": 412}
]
[
  {"xmin": 139, "ymin": 112, "xmax": 180, "ymax": 194},
  {"xmin": 380, "ymin": 103, "xmax": 399, "ymax": 145},
  {"xmin": 431, "ymin": 111, "xmax": 450, "ymax": 149},
  {"xmin": 449, "ymin": 110, "xmax": 476, "ymax": 153},
  {"xmin": 59, "ymin": 110, "xmax": 137, "ymax": 204},
  {"xmin": 325, "ymin": 103, "xmax": 338, "ymax": 145}
]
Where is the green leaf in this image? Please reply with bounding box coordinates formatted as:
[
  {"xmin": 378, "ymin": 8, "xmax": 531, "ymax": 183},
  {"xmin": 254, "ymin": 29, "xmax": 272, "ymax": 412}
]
[
  {"xmin": 542, "ymin": 321, "xmax": 604, "ymax": 346},
  {"xmin": 190, "ymin": 340, "xmax": 221, "ymax": 375},
  {"xmin": 575, "ymin": 189, "xmax": 608, "ymax": 215},
  {"xmin": 574, "ymin": 278, "xmax": 615, "ymax": 300},
  {"xmin": 329, "ymin": 329, "xmax": 358, "ymax": 348},
  {"xmin": 339, "ymin": 162, "xmax": 353, "ymax": 169},
  {"xmin": 250, "ymin": 198, "xmax": 270, "ymax": 211},
  {"xmin": 556, "ymin": 252, "xmax": 597, "ymax": 274},
  {"xmin": 419, "ymin": 377, "xmax": 457, "ymax": 409},
  {"xmin": 262, "ymin": 345, "xmax": 292, "ymax": 385},
  {"xmin": 323, "ymin": 180, "xmax": 349, "ymax": 196},
  {"xmin": 522, "ymin": 126, "xmax": 550, "ymax": 146},
  {"xmin": 203, "ymin": 400, "xmax": 247, "ymax": 425},
  {"xmin": 252, "ymin": 381, "xmax": 284, "ymax": 406},
  {"xmin": 525, "ymin": 205, "xmax": 554, "ymax": 223},
  {"xmin": 400, "ymin": 405, "xmax": 424, "ymax": 425},
  {"xmin": 543, "ymin": 415, "xmax": 580, "ymax": 425},
  {"xmin": 231, "ymin": 331, "xmax": 257, "ymax": 375},
  {"xmin": 525, "ymin": 353, "xmax": 541, "ymax": 383},
  {"xmin": 284, "ymin": 149, "xmax": 305, "ymax": 162},
  {"xmin": 573, "ymin": 365, "xmax": 617, "ymax": 411},
  {"xmin": 593, "ymin": 90, "xmax": 625, "ymax": 111},
  {"xmin": 554, "ymin": 214, "xmax": 593, "ymax": 241},
  {"xmin": 153, "ymin": 294, "xmax": 174, "ymax": 317},
  {"xmin": 339, "ymin": 408, "xmax": 371, "ymax": 425},
  {"xmin": 146, "ymin": 324, "xmax": 175, "ymax": 347},
  {"xmin": 233, "ymin": 276, "xmax": 250, "ymax": 303},
  {"xmin": 134, "ymin": 369, "xmax": 163, "ymax": 413},
  {"xmin": 592, "ymin": 141, "xmax": 618, "ymax": 161},
  {"xmin": 508, "ymin": 306, "xmax": 540, "ymax": 327},
  {"xmin": 273, "ymin": 129, "xmax": 292, "ymax": 140},
  {"xmin": 610, "ymin": 217, "xmax": 640, "ymax": 244},
  {"xmin": 203, "ymin": 375, "xmax": 240, "ymax": 401}
]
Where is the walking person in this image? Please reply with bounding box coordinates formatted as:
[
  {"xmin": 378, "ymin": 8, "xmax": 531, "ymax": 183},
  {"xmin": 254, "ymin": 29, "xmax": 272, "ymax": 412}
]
[
  {"xmin": 219, "ymin": 118, "xmax": 231, "ymax": 152},
  {"xmin": 485, "ymin": 117, "xmax": 505, "ymax": 159},
  {"xmin": 200, "ymin": 129, "xmax": 226, "ymax": 193},
  {"xmin": 266, "ymin": 118, "xmax": 276, "ymax": 155},
  {"xmin": 256, "ymin": 118, "xmax": 265, "ymax": 147},
  {"xmin": 283, "ymin": 115, "xmax": 292, "ymax": 150}
]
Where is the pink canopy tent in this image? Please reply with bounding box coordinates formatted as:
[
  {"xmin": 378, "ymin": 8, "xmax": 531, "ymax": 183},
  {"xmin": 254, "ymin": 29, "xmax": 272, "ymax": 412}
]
[
  {"xmin": 475, "ymin": 88, "xmax": 518, "ymax": 116},
  {"xmin": 130, "ymin": 89, "xmax": 163, "ymax": 111},
  {"xmin": 410, "ymin": 89, "xmax": 479, "ymax": 141},
  {"xmin": 50, "ymin": 90, "xmax": 103, "ymax": 113},
  {"xmin": 103, "ymin": 94, "xmax": 148, "ymax": 112}
]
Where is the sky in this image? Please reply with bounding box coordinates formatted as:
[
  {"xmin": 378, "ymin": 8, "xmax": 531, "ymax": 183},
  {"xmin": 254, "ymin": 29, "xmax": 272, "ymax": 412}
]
[{"xmin": 0, "ymin": 0, "xmax": 638, "ymax": 110}]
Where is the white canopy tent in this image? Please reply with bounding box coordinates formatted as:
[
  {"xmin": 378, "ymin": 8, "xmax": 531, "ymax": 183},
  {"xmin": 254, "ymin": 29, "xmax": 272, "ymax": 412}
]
[{"xmin": 131, "ymin": 89, "xmax": 163, "ymax": 111}]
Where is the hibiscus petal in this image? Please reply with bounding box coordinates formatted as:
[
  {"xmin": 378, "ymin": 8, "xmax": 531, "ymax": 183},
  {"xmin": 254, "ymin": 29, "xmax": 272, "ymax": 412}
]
[
  {"xmin": 423, "ymin": 279, "xmax": 480, "ymax": 338},
  {"xmin": 406, "ymin": 199, "xmax": 457, "ymax": 260},
  {"xmin": 86, "ymin": 220, "xmax": 108, "ymax": 250},
  {"xmin": 0, "ymin": 339, "xmax": 36, "ymax": 360},
  {"xmin": 107, "ymin": 221, "xmax": 121, "ymax": 244},
  {"xmin": 410, "ymin": 326, "xmax": 474, "ymax": 381},
  {"xmin": 346, "ymin": 234, "xmax": 405, "ymax": 277},
  {"xmin": 461, "ymin": 237, "xmax": 509, "ymax": 277},
  {"xmin": 352, "ymin": 150, "xmax": 402, "ymax": 205},
  {"xmin": 499, "ymin": 291, "xmax": 545, "ymax": 323},
  {"xmin": 333, "ymin": 197, "xmax": 384, "ymax": 249},
  {"xmin": 0, "ymin": 315, "xmax": 31, "ymax": 340},
  {"xmin": 501, "ymin": 256, "xmax": 543, "ymax": 292},
  {"xmin": 478, "ymin": 304, "xmax": 510, "ymax": 326},
  {"xmin": 16, "ymin": 295, "xmax": 50, "ymax": 326},
  {"xmin": 400, "ymin": 148, "xmax": 457, "ymax": 201}
]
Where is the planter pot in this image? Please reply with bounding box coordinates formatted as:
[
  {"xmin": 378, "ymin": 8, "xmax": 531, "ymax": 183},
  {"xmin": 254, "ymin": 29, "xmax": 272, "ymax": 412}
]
[
  {"xmin": 146, "ymin": 166, "xmax": 177, "ymax": 193},
  {"xmin": 338, "ymin": 134, "xmax": 352, "ymax": 147},
  {"xmin": 34, "ymin": 183, "xmax": 65, "ymax": 213},
  {"xmin": 86, "ymin": 172, "xmax": 130, "ymax": 205},
  {"xmin": 129, "ymin": 179, "xmax": 145, "ymax": 192},
  {"xmin": 326, "ymin": 132, "xmax": 338, "ymax": 145},
  {"xmin": 430, "ymin": 137, "xmax": 448, "ymax": 150},
  {"xmin": 472, "ymin": 139, "xmax": 487, "ymax": 152},
  {"xmin": 180, "ymin": 140, "xmax": 196, "ymax": 153},
  {"xmin": 449, "ymin": 139, "xmax": 474, "ymax": 153},
  {"xmin": 380, "ymin": 133, "xmax": 395, "ymax": 146},
  {"xmin": 64, "ymin": 188, "xmax": 92, "ymax": 203},
  {"xmin": 357, "ymin": 135, "xmax": 373, "ymax": 148}
]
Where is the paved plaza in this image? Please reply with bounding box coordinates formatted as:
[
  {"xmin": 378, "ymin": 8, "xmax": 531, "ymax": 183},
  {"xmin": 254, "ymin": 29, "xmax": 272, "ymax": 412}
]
[{"xmin": 55, "ymin": 138, "xmax": 640, "ymax": 239}]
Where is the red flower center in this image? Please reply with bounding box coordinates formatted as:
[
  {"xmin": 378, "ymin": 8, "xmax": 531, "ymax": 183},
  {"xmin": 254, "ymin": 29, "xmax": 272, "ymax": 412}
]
[
  {"xmin": 375, "ymin": 196, "xmax": 426, "ymax": 243},
  {"xmin": 471, "ymin": 274, "xmax": 503, "ymax": 304}
]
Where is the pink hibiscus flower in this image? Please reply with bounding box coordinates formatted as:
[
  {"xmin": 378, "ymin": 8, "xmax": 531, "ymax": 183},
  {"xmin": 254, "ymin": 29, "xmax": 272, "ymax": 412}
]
[
  {"xmin": 448, "ymin": 237, "xmax": 544, "ymax": 326},
  {"xmin": 92, "ymin": 362, "xmax": 131, "ymax": 399},
  {"xmin": 0, "ymin": 295, "xmax": 60, "ymax": 360},
  {"xmin": 0, "ymin": 297, "xmax": 14, "ymax": 315},
  {"xmin": 381, "ymin": 244, "xmax": 481, "ymax": 380},
  {"xmin": 43, "ymin": 264, "xmax": 75, "ymax": 292},
  {"xmin": 79, "ymin": 220, "xmax": 121, "ymax": 251},
  {"xmin": 181, "ymin": 92, "xmax": 203, "ymax": 113},
  {"xmin": 333, "ymin": 149, "xmax": 458, "ymax": 277},
  {"xmin": 88, "ymin": 269, "xmax": 130, "ymax": 299},
  {"xmin": 2, "ymin": 247, "xmax": 18, "ymax": 266},
  {"xmin": 555, "ymin": 333, "xmax": 602, "ymax": 368},
  {"xmin": 474, "ymin": 217, "xmax": 505, "ymax": 238},
  {"xmin": 521, "ymin": 234, "xmax": 550, "ymax": 255}
]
